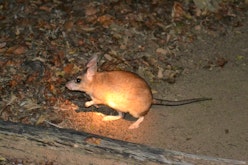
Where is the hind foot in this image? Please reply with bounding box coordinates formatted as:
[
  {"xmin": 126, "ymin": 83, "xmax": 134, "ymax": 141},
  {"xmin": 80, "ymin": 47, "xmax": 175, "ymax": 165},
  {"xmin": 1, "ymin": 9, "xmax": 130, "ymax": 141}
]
[{"xmin": 128, "ymin": 116, "xmax": 144, "ymax": 129}]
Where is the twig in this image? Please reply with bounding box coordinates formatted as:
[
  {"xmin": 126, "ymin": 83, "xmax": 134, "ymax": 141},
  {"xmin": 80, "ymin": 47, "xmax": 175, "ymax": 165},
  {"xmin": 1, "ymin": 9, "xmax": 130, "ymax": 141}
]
[{"xmin": 44, "ymin": 120, "xmax": 63, "ymax": 129}]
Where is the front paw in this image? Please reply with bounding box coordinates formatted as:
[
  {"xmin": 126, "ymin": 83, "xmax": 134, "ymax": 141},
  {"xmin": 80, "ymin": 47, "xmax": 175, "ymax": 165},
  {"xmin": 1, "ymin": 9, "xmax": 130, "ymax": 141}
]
[{"xmin": 85, "ymin": 101, "xmax": 94, "ymax": 107}]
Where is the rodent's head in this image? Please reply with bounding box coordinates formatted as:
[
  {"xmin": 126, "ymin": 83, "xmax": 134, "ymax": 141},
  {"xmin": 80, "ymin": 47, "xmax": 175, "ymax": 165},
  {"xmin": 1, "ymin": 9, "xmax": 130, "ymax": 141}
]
[
  {"xmin": 65, "ymin": 74, "xmax": 87, "ymax": 91},
  {"xmin": 66, "ymin": 55, "xmax": 98, "ymax": 92}
]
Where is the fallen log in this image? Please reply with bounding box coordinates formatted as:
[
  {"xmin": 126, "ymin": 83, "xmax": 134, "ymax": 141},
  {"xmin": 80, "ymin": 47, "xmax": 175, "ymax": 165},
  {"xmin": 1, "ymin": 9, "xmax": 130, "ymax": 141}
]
[{"xmin": 0, "ymin": 120, "xmax": 246, "ymax": 165}]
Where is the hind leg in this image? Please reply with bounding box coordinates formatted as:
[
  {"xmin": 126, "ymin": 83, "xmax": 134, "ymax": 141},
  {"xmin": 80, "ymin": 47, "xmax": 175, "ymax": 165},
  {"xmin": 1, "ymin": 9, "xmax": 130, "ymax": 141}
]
[
  {"xmin": 128, "ymin": 116, "xmax": 144, "ymax": 129},
  {"xmin": 103, "ymin": 112, "xmax": 123, "ymax": 121}
]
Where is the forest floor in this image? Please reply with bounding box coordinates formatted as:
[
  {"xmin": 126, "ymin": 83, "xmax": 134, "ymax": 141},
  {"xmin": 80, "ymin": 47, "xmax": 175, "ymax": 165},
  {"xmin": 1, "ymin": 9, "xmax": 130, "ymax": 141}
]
[{"xmin": 0, "ymin": 0, "xmax": 248, "ymax": 164}]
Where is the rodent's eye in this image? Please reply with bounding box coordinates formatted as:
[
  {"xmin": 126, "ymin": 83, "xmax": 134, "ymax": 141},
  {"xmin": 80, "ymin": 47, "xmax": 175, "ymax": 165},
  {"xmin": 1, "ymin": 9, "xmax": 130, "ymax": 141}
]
[{"xmin": 75, "ymin": 78, "xmax": 81, "ymax": 83}]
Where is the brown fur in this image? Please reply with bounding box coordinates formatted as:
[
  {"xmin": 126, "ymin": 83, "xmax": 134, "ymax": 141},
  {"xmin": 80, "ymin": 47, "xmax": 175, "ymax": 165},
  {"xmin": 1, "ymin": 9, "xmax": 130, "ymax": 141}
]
[
  {"xmin": 66, "ymin": 55, "xmax": 211, "ymax": 129},
  {"xmin": 66, "ymin": 70, "xmax": 152, "ymax": 118}
]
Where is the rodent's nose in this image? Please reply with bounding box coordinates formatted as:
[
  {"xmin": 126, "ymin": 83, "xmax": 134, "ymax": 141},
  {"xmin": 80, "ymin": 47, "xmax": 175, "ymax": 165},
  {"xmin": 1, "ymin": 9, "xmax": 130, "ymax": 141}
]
[{"xmin": 66, "ymin": 82, "xmax": 72, "ymax": 90}]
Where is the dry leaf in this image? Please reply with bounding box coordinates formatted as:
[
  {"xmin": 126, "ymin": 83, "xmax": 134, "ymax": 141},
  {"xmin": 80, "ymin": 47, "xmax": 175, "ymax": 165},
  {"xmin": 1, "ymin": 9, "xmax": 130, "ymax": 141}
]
[
  {"xmin": 236, "ymin": 55, "xmax": 244, "ymax": 60},
  {"xmin": 6, "ymin": 93, "xmax": 17, "ymax": 106},
  {"xmin": 80, "ymin": 26, "xmax": 96, "ymax": 32},
  {"xmin": 63, "ymin": 63, "xmax": 74, "ymax": 74},
  {"xmin": 53, "ymin": 99, "xmax": 79, "ymax": 111},
  {"xmin": 97, "ymin": 14, "xmax": 114, "ymax": 28},
  {"xmin": 31, "ymin": 74, "xmax": 42, "ymax": 83},
  {"xmin": 156, "ymin": 48, "xmax": 167, "ymax": 55},
  {"xmin": 194, "ymin": 25, "xmax": 201, "ymax": 31},
  {"xmin": 6, "ymin": 46, "xmax": 16, "ymax": 54},
  {"xmin": 23, "ymin": 99, "xmax": 41, "ymax": 111},
  {"xmin": 47, "ymin": 96, "xmax": 57, "ymax": 105},
  {"xmin": 77, "ymin": 39, "xmax": 84, "ymax": 46},
  {"xmin": 39, "ymin": 5, "xmax": 52, "ymax": 12},
  {"xmin": 157, "ymin": 67, "xmax": 164, "ymax": 79},
  {"xmin": 49, "ymin": 84, "xmax": 57, "ymax": 95},
  {"xmin": 151, "ymin": 89, "xmax": 158, "ymax": 94},
  {"xmin": 216, "ymin": 57, "xmax": 228, "ymax": 68},
  {"xmin": 36, "ymin": 115, "xmax": 46, "ymax": 125},
  {"xmin": 53, "ymin": 51, "xmax": 65, "ymax": 66},
  {"xmin": 164, "ymin": 70, "xmax": 177, "ymax": 84},
  {"xmin": 13, "ymin": 46, "xmax": 26, "ymax": 55},
  {"xmin": 64, "ymin": 20, "xmax": 74, "ymax": 32},
  {"xmin": 85, "ymin": 6, "xmax": 98, "ymax": 16},
  {"xmin": 0, "ymin": 48, "xmax": 6, "ymax": 53},
  {"xmin": 6, "ymin": 46, "xmax": 26, "ymax": 55},
  {"xmin": 171, "ymin": 2, "xmax": 185, "ymax": 21},
  {"xmin": 0, "ymin": 42, "xmax": 6, "ymax": 48},
  {"xmin": 104, "ymin": 53, "xmax": 113, "ymax": 61}
]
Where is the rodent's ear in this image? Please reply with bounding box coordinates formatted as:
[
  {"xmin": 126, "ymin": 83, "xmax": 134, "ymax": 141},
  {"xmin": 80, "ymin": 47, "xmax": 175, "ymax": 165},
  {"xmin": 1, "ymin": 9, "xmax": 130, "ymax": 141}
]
[
  {"xmin": 86, "ymin": 55, "xmax": 98, "ymax": 68},
  {"xmin": 86, "ymin": 65, "xmax": 96, "ymax": 81},
  {"xmin": 86, "ymin": 55, "xmax": 98, "ymax": 81}
]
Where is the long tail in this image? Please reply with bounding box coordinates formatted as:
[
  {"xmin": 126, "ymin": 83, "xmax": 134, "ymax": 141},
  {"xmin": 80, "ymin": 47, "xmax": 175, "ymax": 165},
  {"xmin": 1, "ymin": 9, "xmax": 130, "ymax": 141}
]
[{"xmin": 152, "ymin": 97, "xmax": 212, "ymax": 106}]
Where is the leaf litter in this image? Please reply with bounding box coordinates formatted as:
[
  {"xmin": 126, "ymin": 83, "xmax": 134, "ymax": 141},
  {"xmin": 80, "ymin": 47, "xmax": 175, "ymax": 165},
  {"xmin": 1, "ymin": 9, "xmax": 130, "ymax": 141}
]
[{"xmin": 0, "ymin": 0, "xmax": 247, "ymax": 145}]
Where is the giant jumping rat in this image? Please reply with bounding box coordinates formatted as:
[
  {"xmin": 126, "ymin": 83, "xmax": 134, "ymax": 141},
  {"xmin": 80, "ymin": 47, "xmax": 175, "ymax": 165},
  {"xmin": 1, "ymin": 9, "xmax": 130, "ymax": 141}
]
[{"xmin": 66, "ymin": 55, "xmax": 211, "ymax": 129}]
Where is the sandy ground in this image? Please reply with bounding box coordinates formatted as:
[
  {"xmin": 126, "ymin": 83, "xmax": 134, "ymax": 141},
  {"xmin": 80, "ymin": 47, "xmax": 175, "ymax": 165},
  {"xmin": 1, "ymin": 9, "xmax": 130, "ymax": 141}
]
[{"xmin": 78, "ymin": 16, "xmax": 248, "ymax": 162}]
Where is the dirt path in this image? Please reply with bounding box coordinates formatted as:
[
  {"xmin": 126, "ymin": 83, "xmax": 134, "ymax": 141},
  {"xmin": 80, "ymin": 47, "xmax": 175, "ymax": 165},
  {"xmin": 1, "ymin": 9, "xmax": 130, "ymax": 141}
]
[
  {"xmin": 140, "ymin": 18, "xmax": 248, "ymax": 160},
  {"xmin": 140, "ymin": 67, "xmax": 248, "ymax": 161},
  {"xmin": 88, "ymin": 63, "xmax": 248, "ymax": 162},
  {"xmin": 82, "ymin": 16, "xmax": 248, "ymax": 161}
]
